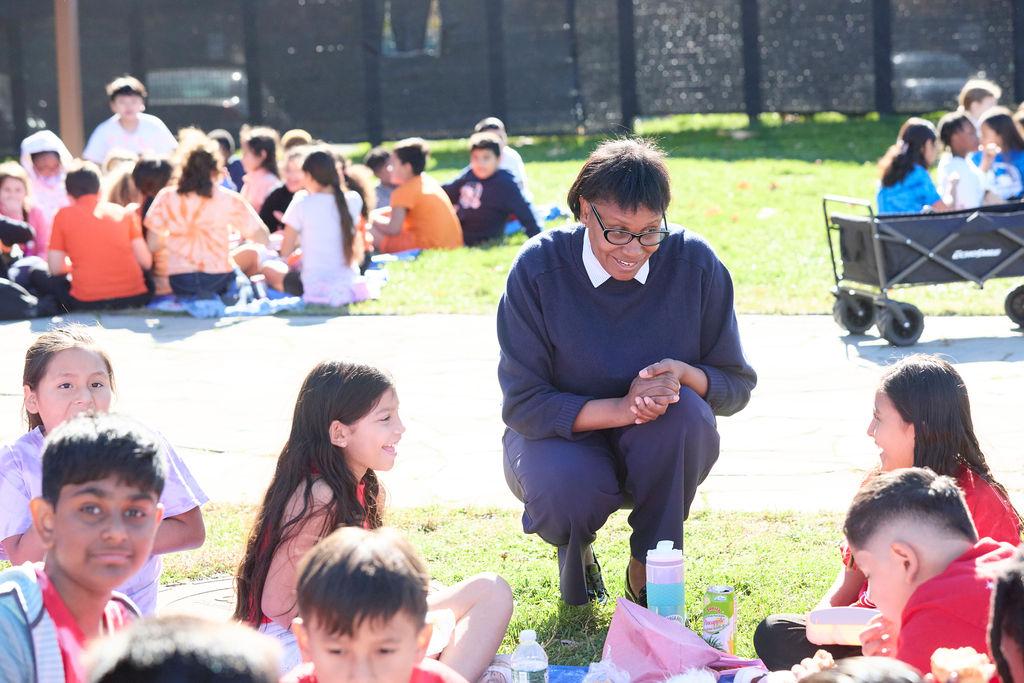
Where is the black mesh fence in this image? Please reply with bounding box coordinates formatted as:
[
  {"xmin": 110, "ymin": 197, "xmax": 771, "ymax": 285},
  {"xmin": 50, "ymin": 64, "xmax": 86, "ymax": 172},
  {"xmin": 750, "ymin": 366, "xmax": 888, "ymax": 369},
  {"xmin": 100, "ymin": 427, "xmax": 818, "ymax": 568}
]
[{"xmin": 1, "ymin": 0, "xmax": 1021, "ymax": 157}]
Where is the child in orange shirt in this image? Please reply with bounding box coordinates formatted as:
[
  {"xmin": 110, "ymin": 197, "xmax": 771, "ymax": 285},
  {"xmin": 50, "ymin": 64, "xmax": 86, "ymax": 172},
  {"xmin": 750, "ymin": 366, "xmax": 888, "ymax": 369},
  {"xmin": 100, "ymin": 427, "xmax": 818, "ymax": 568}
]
[
  {"xmin": 369, "ymin": 138, "xmax": 462, "ymax": 253},
  {"xmin": 47, "ymin": 162, "xmax": 152, "ymax": 311}
]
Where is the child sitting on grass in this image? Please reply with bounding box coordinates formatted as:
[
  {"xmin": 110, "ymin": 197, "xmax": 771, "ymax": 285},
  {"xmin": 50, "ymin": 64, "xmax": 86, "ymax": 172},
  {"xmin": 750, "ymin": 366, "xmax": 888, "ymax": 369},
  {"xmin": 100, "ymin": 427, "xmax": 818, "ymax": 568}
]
[
  {"xmin": 973, "ymin": 108, "xmax": 1024, "ymax": 202},
  {"xmin": 260, "ymin": 147, "xmax": 307, "ymax": 233},
  {"xmin": 443, "ymin": 133, "xmax": 539, "ymax": 247},
  {"xmin": 0, "ymin": 412, "xmax": 165, "ymax": 682},
  {"xmin": 849, "ymin": 468, "xmax": 1016, "ymax": 672},
  {"xmin": 369, "ymin": 138, "xmax": 463, "ymax": 253},
  {"xmin": 876, "ymin": 118, "xmax": 949, "ymax": 214},
  {"xmin": 755, "ymin": 354, "xmax": 1020, "ymax": 671},
  {"xmin": 958, "ymin": 79, "xmax": 1001, "ymax": 135},
  {"xmin": 240, "ymin": 126, "xmax": 283, "ymax": 214},
  {"xmin": 0, "ymin": 325, "xmax": 208, "ymax": 614},
  {"xmin": 83, "ymin": 76, "xmax": 177, "ymax": 164},
  {"xmin": 47, "ymin": 161, "xmax": 152, "ymax": 312},
  {"xmin": 86, "ymin": 614, "xmax": 280, "ymax": 682},
  {"xmin": 990, "ymin": 550, "xmax": 1024, "ymax": 683},
  {"xmin": 364, "ymin": 146, "xmax": 396, "ymax": 211},
  {"xmin": 19, "ymin": 130, "xmax": 72, "ymax": 238},
  {"xmin": 473, "ymin": 117, "xmax": 530, "ymax": 199},
  {"xmin": 283, "ymin": 527, "xmax": 466, "ymax": 683},
  {"xmin": 234, "ymin": 361, "xmax": 512, "ymax": 680},
  {"xmin": 130, "ymin": 155, "xmax": 174, "ymax": 296},
  {"xmin": 936, "ymin": 111, "xmax": 988, "ymax": 210},
  {"xmin": 0, "ymin": 161, "xmax": 47, "ymax": 256}
]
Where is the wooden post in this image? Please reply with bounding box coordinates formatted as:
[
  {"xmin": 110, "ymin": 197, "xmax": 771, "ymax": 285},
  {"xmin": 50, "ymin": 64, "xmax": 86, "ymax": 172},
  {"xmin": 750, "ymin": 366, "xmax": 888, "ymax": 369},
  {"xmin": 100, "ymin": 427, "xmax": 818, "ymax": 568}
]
[
  {"xmin": 55, "ymin": 0, "xmax": 85, "ymax": 155},
  {"xmin": 739, "ymin": 0, "xmax": 762, "ymax": 125},
  {"xmin": 872, "ymin": 0, "xmax": 894, "ymax": 114},
  {"xmin": 616, "ymin": 0, "xmax": 637, "ymax": 131}
]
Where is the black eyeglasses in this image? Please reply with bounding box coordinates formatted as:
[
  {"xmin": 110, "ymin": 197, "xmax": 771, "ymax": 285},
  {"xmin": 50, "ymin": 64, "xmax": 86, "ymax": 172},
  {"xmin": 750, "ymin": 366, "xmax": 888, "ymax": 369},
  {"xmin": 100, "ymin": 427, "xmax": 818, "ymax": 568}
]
[{"xmin": 591, "ymin": 204, "xmax": 670, "ymax": 246}]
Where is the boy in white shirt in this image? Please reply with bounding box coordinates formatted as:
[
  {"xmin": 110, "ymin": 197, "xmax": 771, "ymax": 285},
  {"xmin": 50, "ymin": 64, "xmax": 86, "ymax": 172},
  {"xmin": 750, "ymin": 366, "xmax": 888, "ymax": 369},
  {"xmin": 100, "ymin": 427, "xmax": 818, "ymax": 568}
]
[
  {"xmin": 83, "ymin": 76, "xmax": 177, "ymax": 164},
  {"xmin": 936, "ymin": 111, "xmax": 987, "ymax": 210}
]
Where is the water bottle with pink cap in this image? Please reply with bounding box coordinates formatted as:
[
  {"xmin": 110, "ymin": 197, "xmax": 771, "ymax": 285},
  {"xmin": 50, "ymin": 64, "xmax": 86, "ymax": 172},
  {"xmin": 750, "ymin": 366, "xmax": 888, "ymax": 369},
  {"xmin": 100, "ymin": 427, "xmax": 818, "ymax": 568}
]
[{"xmin": 646, "ymin": 540, "xmax": 685, "ymax": 622}]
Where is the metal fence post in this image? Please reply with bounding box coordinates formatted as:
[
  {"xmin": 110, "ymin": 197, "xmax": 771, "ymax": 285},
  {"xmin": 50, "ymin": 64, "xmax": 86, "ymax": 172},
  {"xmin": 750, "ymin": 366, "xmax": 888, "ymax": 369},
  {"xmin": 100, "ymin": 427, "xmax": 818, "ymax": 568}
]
[
  {"xmin": 1014, "ymin": 0, "xmax": 1024, "ymax": 103},
  {"xmin": 872, "ymin": 0, "xmax": 893, "ymax": 114},
  {"xmin": 485, "ymin": 0, "xmax": 507, "ymax": 121},
  {"xmin": 241, "ymin": 0, "xmax": 264, "ymax": 124},
  {"xmin": 5, "ymin": 2, "xmax": 28, "ymax": 147},
  {"xmin": 739, "ymin": 0, "xmax": 762, "ymax": 125},
  {"xmin": 616, "ymin": 0, "xmax": 637, "ymax": 132},
  {"xmin": 361, "ymin": 0, "xmax": 384, "ymax": 145}
]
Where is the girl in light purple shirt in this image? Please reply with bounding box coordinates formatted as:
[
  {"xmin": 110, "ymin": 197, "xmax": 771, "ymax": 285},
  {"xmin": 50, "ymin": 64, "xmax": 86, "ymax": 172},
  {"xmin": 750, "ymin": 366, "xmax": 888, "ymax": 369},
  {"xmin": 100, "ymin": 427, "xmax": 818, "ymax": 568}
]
[{"xmin": 0, "ymin": 325, "xmax": 207, "ymax": 614}]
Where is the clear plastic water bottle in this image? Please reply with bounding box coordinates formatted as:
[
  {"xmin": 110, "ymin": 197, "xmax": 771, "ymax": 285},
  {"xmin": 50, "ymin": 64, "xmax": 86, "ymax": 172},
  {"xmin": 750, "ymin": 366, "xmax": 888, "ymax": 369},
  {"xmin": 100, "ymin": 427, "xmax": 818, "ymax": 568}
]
[
  {"xmin": 646, "ymin": 540, "xmax": 685, "ymax": 623},
  {"xmin": 511, "ymin": 629, "xmax": 548, "ymax": 683}
]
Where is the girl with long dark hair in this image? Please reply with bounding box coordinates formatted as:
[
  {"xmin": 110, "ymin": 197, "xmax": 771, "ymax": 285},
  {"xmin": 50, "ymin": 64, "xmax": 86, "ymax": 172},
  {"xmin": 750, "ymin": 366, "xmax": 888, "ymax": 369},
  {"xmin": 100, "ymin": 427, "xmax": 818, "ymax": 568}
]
[
  {"xmin": 876, "ymin": 118, "xmax": 950, "ymax": 214},
  {"xmin": 755, "ymin": 354, "xmax": 1020, "ymax": 671},
  {"xmin": 975, "ymin": 107, "xmax": 1024, "ymax": 201},
  {"xmin": 235, "ymin": 361, "xmax": 513, "ymax": 681}
]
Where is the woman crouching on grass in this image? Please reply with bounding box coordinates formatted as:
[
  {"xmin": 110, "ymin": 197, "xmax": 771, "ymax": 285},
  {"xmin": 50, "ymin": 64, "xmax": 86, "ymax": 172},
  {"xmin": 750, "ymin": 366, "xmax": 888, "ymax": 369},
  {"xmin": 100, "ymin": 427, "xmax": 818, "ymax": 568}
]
[{"xmin": 234, "ymin": 361, "xmax": 513, "ymax": 682}]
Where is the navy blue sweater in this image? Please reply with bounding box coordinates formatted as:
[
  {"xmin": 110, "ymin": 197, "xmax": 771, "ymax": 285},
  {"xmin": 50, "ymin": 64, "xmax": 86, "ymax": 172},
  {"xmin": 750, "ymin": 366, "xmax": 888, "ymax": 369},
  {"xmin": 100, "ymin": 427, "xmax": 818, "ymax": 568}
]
[
  {"xmin": 497, "ymin": 226, "xmax": 756, "ymax": 441},
  {"xmin": 443, "ymin": 169, "xmax": 539, "ymax": 246}
]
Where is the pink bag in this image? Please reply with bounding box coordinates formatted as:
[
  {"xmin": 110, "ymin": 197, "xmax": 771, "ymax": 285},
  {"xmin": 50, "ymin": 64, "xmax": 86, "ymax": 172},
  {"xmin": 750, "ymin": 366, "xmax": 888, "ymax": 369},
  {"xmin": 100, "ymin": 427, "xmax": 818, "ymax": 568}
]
[{"xmin": 602, "ymin": 599, "xmax": 765, "ymax": 683}]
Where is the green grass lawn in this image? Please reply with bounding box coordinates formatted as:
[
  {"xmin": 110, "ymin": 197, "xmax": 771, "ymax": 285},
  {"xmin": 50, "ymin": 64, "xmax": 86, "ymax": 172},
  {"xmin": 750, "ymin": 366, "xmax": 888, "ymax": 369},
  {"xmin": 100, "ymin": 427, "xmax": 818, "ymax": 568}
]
[
  {"xmin": 350, "ymin": 112, "xmax": 1024, "ymax": 317},
  {"xmin": 162, "ymin": 504, "xmax": 841, "ymax": 664}
]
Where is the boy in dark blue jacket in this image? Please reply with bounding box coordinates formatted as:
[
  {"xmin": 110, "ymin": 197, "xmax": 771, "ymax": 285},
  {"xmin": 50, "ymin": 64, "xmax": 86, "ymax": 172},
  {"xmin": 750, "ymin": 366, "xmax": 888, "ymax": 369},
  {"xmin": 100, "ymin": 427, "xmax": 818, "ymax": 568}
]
[{"xmin": 443, "ymin": 134, "xmax": 539, "ymax": 246}]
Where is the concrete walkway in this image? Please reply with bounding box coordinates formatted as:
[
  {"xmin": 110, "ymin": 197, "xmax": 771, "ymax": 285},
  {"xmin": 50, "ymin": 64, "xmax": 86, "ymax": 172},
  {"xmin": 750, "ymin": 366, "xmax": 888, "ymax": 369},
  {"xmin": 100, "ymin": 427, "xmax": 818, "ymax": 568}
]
[{"xmin": 2, "ymin": 312, "xmax": 1023, "ymax": 514}]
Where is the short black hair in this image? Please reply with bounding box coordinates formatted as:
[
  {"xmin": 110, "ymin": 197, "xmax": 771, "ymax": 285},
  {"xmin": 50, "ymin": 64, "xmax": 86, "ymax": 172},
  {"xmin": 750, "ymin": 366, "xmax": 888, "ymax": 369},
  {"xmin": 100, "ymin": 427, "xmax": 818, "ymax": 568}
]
[
  {"xmin": 363, "ymin": 146, "xmax": 391, "ymax": 172},
  {"xmin": 991, "ymin": 549, "xmax": 1024, "ymax": 683},
  {"xmin": 843, "ymin": 468, "xmax": 977, "ymax": 551},
  {"xmin": 804, "ymin": 657, "xmax": 923, "ymax": 683},
  {"xmin": 85, "ymin": 614, "xmax": 278, "ymax": 683},
  {"xmin": 937, "ymin": 111, "xmax": 973, "ymax": 148},
  {"xmin": 296, "ymin": 527, "xmax": 429, "ymax": 636},
  {"xmin": 106, "ymin": 75, "xmax": 147, "ymax": 101},
  {"xmin": 567, "ymin": 138, "xmax": 671, "ymax": 220},
  {"xmin": 392, "ymin": 138, "xmax": 429, "ymax": 176},
  {"xmin": 469, "ymin": 133, "xmax": 502, "ymax": 158},
  {"xmin": 42, "ymin": 413, "xmax": 166, "ymax": 505},
  {"xmin": 64, "ymin": 160, "xmax": 102, "ymax": 198},
  {"xmin": 208, "ymin": 129, "xmax": 236, "ymax": 156}
]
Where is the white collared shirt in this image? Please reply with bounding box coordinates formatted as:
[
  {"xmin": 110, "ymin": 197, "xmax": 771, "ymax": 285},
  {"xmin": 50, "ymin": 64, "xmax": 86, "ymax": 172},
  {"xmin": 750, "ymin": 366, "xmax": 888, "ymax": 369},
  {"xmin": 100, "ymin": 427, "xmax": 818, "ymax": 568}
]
[{"xmin": 581, "ymin": 229, "xmax": 650, "ymax": 287}]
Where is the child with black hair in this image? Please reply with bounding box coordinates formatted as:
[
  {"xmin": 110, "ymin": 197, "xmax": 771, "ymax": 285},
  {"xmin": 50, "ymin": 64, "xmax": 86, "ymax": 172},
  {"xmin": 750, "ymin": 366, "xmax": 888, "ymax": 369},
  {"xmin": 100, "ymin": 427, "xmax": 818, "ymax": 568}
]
[
  {"xmin": 755, "ymin": 355, "xmax": 1020, "ymax": 671},
  {"xmin": 260, "ymin": 147, "xmax": 307, "ymax": 233},
  {"xmin": 972, "ymin": 107, "xmax": 1024, "ymax": 201},
  {"xmin": 83, "ymin": 76, "xmax": 177, "ymax": 164},
  {"xmin": 847, "ymin": 468, "xmax": 1016, "ymax": 673},
  {"xmin": 86, "ymin": 614, "xmax": 280, "ymax": 682},
  {"xmin": 990, "ymin": 549, "xmax": 1024, "ymax": 683},
  {"xmin": 935, "ymin": 111, "xmax": 987, "ymax": 210},
  {"xmin": 47, "ymin": 161, "xmax": 152, "ymax": 312},
  {"xmin": 234, "ymin": 361, "xmax": 511, "ymax": 680},
  {"xmin": 283, "ymin": 527, "xmax": 466, "ymax": 683},
  {"xmin": 443, "ymin": 133, "xmax": 540, "ymax": 247},
  {"xmin": 473, "ymin": 117, "xmax": 530, "ymax": 198},
  {"xmin": 876, "ymin": 118, "xmax": 949, "ymax": 214},
  {"xmin": 209, "ymin": 128, "xmax": 240, "ymax": 191},
  {"xmin": 0, "ymin": 326, "xmax": 208, "ymax": 614},
  {"xmin": 0, "ymin": 412, "xmax": 165, "ymax": 682},
  {"xmin": 240, "ymin": 126, "xmax": 282, "ymax": 213},
  {"xmin": 364, "ymin": 146, "xmax": 396, "ymax": 211},
  {"xmin": 130, "ymin": 156, "xmax": 174, "ymax": 297},
  {"xmin": 369, "ymin": 138, "xmax": 462, "ymax": 253}
]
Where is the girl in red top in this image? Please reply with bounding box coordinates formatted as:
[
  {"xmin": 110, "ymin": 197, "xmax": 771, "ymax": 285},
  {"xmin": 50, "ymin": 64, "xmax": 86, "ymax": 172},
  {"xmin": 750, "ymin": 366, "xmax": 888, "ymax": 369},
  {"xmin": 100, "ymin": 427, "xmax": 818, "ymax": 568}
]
[
  {"xmin": 234, "ymin": 361, "xmax": 513, "ymax": 682},
  {"xmin": 754, "ymin": 354, "xmax": 1021, "ymax": 671}
]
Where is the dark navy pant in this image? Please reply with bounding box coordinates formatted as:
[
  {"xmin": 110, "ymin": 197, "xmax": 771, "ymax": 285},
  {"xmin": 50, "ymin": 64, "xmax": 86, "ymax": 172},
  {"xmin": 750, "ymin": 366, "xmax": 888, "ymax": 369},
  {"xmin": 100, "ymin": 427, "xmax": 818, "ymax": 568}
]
[{"xmin": 503, "ymin": 389, "xmax": 720, "ymax": 605}]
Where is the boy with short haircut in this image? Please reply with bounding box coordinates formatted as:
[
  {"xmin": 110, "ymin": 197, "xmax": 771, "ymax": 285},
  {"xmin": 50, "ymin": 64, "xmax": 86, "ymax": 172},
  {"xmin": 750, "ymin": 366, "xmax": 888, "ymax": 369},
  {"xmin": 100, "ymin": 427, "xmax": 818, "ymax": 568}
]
[
  {"xmin": 990, "ymin": 549, "xmax": 1024, "ymax": 683},
  {"xmin": 958, "ymin": 79, "xmax": 1001, "ymax": 134},
  {"xmin": 283, "ymin": 527, "xmax": 468, "ymax": 683},
  {"xmin": 369, "ymin": 138, "xmax": 463, "ymax": 253},
  {"xmin": 936, "ymin": 111, "xmax": 988, "ymax": 209},
  {"xmin": 48, "ymin": 161, "xmax": 152, "ymax": 311},
  {"xmin": 364, "ymin": 146, "xmax": 396, "ymax": 210},
  {"xmin": 83, "ymin": 76, "xmax": 177, "ymax": 164},
  {"xmin": 0, "ymin": 413, "xmax": 165, "ymax": 683},
  {"xmin": 443, "ymin": 133, "xmax": 540, "ymax": 247},
  {"xmin": 848, "ymin": 468, "xmax": 1016, "ymax": 674},
  {"xmin": 86, "ymin": 614, "xmax": 279, "ymax": 682},
  {"xmin": 473, "ymin": 117, "xmax": 530, "ymax": 199}
]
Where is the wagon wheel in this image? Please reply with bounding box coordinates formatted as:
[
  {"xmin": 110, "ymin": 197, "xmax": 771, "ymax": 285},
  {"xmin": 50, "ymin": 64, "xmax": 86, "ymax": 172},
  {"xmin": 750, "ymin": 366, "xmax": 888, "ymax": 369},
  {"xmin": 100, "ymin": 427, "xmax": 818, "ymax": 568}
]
[
  {"xmin": 1006, "ymin": 285, "xmax": 1024, "ymax": 328},
  {"xmin": 832, "ymin": 293, "xmax": 876, "ymax": 334},
  {"xmin": 876, "ymin": 302, "xmax": 925, "ymax": 347}
]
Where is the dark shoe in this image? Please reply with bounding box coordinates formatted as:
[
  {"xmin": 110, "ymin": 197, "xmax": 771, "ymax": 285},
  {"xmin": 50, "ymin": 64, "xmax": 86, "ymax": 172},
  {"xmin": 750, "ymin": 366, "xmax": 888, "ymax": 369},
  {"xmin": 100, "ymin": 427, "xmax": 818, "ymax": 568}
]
[
  {"xmin": 584, "ymin": 552, "xmax": 608, "ymax": 604},
  {"xmin": 625, "ymin": 567, "xmax": 647, "ymax": 607}
]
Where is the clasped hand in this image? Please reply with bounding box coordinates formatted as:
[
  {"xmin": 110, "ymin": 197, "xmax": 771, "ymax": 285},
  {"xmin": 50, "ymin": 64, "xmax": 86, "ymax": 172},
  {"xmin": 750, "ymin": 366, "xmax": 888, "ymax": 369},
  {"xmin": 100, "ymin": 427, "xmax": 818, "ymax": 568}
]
[{"xmin": 623, "ymin": 359, "xmax": 687, "ymax": 425}]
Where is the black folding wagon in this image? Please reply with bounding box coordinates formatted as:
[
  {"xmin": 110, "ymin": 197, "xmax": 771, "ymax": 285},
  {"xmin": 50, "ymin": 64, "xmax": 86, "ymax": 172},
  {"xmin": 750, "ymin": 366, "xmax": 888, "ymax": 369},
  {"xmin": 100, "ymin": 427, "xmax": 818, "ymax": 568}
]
[{"xmin": 823, "ymin": 196, "xmax": 1024, "ymax": 346}]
